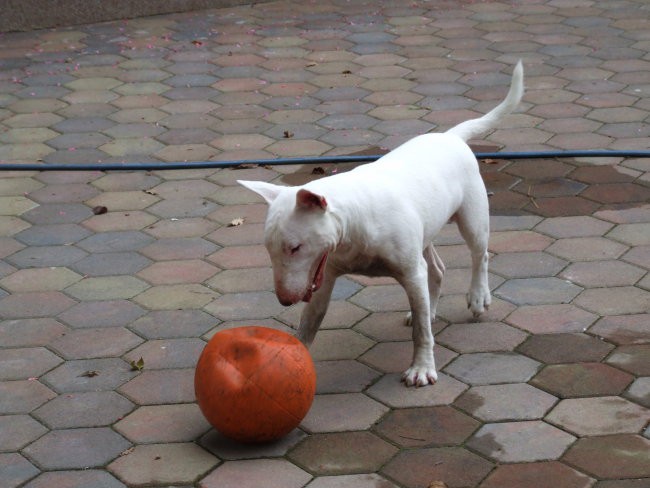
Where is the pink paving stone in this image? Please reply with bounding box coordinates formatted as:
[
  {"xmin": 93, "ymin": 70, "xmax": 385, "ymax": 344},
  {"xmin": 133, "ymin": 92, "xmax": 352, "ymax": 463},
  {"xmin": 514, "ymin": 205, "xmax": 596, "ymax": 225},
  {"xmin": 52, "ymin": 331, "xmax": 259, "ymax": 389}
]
[
  {"xmin": 208, "ymin": 244, "xmax": 271, "ymax": 269},
  {"xmin": 562, "ymin": 435, "xmax": 650, "ymax": 479},
  {"xmin": 0, "ymin": 318, "xmax": 66, "ymax": 348},
  {"xmin": 505, "ymin": 304, "xmax": 597, "ymax": 334},
  {"xmin": 0, "ymin": 291, "xmax": 76, "ymax": 319},
  {"xmin": 488, "ymin": 230, "xmax": 554, "ymax": 253},
  {"xmin": 144, "ymin": 217, "xmax": 217, "ymax": 238},
  {"xmin": 82, "ymin": 210, "xmax": 158, "ymax": 232},
  {"xmin": 48, "ymin": 327, "xmax": 143, "ymax": 359},
  {"xmin": 574, "ymin": 286, "xmax": 650, "ymax": 315},
  {"xmin": 534, "ymin": 215, "xmax": 614, "ymax": 239},
  {"xmin": 136, "ymin": 259, "xmax": 220, "ymax": 285},
  {"xmin": 436, "ymin": 321, "xmax": 527, "ymax": 352},
  {"xmin": 277, "ymin": 300, "xmax": 368, "ymax": 331},
  {"xmin": 590, "ymin": 314, "xmax": 650, "ymax": 345},
  {"xmin": 360, "ymin": 342, "xmax": 455, "ymax": 375},
  {"xmin": 480, "ymin": 461, "xmax": 594, "ymax": 488},
  {"xmin": 200, "ymin": 459, "xmax": 312, "ymax": 488},
  {"xmin": 204, "ymin": 291, "xmax": 285, "ymax": 321},
  {"xmin": 546, "ymin": 236, "xmax": 629, "ymax": 261},
  {"xmin": 467, "ymin": 421, "xmax": 576, "ymax": 463},
  {"xmin": 20, "ymin": 471, "xmax": 127, "ymax": 488},
  {"xmin": 531, "ymin": 362, "xmax": 633, "ymax": 398},
  {"xmin": 206, "ymin": 222, "xmax": 265, "ymax": 246},
  {"xmin": 560, "ymin": 259, "xmax": 645, "ymax": 288},
  {"xmin": 302, "ymin": 392, "xmax": 388, "ymax": 433},
  {"xmin": 207, "ymin": 267, "xmax": 273, "ymax": 293},
  {"xmin": 305, "ymin": 474, "xmax": 399, "ymax": 488},
  {"xmin": 546, "ymin": 396, "xmax": 648, "ymax": 436}
]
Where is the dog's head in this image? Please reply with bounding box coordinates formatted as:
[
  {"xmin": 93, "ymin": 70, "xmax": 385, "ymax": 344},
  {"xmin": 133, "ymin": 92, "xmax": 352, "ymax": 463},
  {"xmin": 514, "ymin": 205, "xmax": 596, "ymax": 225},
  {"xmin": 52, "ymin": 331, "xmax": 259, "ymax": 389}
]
[{"xmin": 238, "ymin": 180, "xmax": 339, "ymax": 306}]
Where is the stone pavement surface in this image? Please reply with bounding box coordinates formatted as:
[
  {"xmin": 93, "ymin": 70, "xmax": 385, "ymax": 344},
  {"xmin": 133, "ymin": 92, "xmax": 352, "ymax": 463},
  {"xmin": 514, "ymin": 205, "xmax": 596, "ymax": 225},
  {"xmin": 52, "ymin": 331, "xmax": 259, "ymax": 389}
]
[{"xmin": 1, "ymin": 0, "xmax": 649, "ymax": 487}]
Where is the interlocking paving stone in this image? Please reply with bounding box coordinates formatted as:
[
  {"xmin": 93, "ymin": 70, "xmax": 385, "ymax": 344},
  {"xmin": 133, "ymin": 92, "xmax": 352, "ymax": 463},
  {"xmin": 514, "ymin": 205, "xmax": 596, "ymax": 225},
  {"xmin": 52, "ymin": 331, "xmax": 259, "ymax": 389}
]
[
  {"xmin": 115, "ymin": 404, "xmax": 210, "ymax": 443},
  {"xmin": 518, "ymin": 333, "xmax": 614, "ymax": 364},
  {"xmin": 0, "ymin": 347, "xmax": 63, "ymax": 380},
  {"xmin": 445, "ymin": 352, "xmax": 541, "ymax": 385},
  {"xmin": 107, "ymin": 443, "xmax": 219, "ymax": 486},
  {"xmin": 201, "ymin": 459, "xmax": 312, "ymax": 488},
  {"xmin": 301, "ymin": 393, "xmax": 388, "ymax": 433},
  {"xmin": 21, "ymin": 470, "xmax": 127, "ymax": 488},
  {"xmin": 289, "ymin": 431, "xmax": 397, "ymax": 476},
  {"xmin": 467, "ymin": 421, "xmax": 576, "ymax": 463},
  {"xmin": 531, "ymin": 363, "xmax": 633, "ymax": 398},
  {"xmin": 0, "ymin": 453, "xmax": 39, "ymax": 488},
  {"xmin": 563, "ymin": 435, "xmax": 650, "ymax": 479},
  {"xmin": 382, "ymin": 447, "xmax": 493, "ymax": 488},
  {"xmin": 23, "ymin": 427, "xmax": 131, "ymax": 470},
  {"xmin": 546, "ymin": 397, "xmax": 649, "ymax": 436},
  {"xmin": 455, "ymin": 383, "xmax": 557, "ymax": 421},
  {"xmin": 33, "ymin": 391, "xmax": 134, "ymax": 429},
  {"xmin": 480, "ymin": 461, "xmax": 594, "ymax": 488},
  {"xmin": 0, "ymin": 415, "xmax": 48, "ymax": 451}
]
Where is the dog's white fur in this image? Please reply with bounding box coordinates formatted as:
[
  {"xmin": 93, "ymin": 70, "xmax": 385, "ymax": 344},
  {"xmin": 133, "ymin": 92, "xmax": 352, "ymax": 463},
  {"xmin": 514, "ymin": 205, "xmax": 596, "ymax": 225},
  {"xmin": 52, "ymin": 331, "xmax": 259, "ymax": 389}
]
[{"xmin": 239, "ymin": 61, "xmax": 524, "ymax": 386}]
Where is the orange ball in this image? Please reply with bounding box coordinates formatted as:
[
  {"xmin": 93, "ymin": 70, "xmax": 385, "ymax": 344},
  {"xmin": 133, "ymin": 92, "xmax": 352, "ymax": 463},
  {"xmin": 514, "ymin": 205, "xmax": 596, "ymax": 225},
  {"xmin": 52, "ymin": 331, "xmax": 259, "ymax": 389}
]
[{"xmin": 194, "ymin": 326, "xmax": 316, "ymax": 443}]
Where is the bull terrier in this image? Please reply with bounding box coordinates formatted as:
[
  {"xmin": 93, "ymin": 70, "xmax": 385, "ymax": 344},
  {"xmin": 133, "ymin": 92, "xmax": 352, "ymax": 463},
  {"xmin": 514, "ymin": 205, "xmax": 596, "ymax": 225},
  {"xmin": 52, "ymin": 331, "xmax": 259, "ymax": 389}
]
[{"xmin": 239, "ymin": 61, "xmax": 524, "ymax": 386}]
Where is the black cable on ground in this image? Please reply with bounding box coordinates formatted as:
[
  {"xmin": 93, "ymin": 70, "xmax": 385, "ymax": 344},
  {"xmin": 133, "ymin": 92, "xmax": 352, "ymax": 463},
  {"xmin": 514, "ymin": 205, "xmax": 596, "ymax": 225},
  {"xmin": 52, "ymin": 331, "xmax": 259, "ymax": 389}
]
[{"xmin": 0, "ymin": 150, "xmax": 648, "ymax": 172}]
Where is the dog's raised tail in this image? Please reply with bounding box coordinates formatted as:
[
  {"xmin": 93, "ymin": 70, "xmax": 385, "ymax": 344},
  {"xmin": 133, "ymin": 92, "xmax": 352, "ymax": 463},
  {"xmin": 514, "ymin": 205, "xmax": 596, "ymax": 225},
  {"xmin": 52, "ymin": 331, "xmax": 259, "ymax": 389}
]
[{"xmin": 446, "ymin": 60, "xmax": 524, "ymax": 142}]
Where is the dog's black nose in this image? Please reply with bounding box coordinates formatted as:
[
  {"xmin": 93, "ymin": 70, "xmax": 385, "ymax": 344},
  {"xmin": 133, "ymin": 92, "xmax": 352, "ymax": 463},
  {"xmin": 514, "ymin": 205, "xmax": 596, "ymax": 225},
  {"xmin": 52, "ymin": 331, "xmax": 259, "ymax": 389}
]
[{"xmin": 278, "ymin": 297, "xmax": 294, "ymax": 307}]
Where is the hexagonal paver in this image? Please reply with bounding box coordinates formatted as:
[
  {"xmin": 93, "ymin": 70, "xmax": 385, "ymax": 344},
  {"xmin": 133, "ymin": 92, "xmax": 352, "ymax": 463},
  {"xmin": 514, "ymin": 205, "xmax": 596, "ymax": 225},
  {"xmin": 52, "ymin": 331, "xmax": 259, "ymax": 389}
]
[
  {"xmin": 590, "ymin": 314, "xmax": 650, "ymax": 345},
  {"xmin": 0, "ymin": 380, "xmax": 57, "ymax": 414},
  {"xmin": 19, "ymin": 471, "xmax": 126, "ymax": 488},
  {"xmin": 289, "ymin": 431, "xmax": 397, "ymax": 476},
  {"xmin": 375, "ymin": 405, "xmax": 479, "ymax": 448},
  {"xmin": 495, "ymin": 277, "xmax": 582, "ymax": 306},
  {"xmin": 0, "ymin": 415, "xmax": 48, "ymax": 451},
  {"xmin": 118, "ymin": 368, "xmax": 195, "ymax": 405},
  {"xmin": 133, "ymin": 284, "xmax": 218, "ymax": 310},
  {"xmin": 49, "ymin": 327, "xmax": 143, "ymax": 359},
  {"xmin": 0, "ymin": 453, "xmax": 39, "ymax": 488},
  {"xmin": 531, "ymin": 363, "xmax": 633, "ymax": 398},
  {"xmin": 480, "ymin": 461, "xmax": 593, "ymax": 488},
  {"xmin": 489, "ymin": 251, "xmax": 567, "ymax": 279},
  {"xmin": 545, "ymin": 237, "xmax": 628, "ymax": 261},
  {"xmin": 546, "ymin": 397, "xmax": 648, "ymax": 436},
  {"xmin": 560, "ymin": 260, "xmax": 645, "ymax": 287},
  {"xmin": 201, "ymin": 459, "xmax": 311, "ymax": 488},
  {"xmin": 23, "ymin": 427, "xmax": 131, "ymax": 470},
  {"xmin": 0, "ymin": 347, "xmax": 63, "ymax": 381},
  {"xmin": 122, "ymin": 338, "xmax": 205, "ymax": 370},
  {"xmin": 607, "ymin": 345, "xmax": 650, "ymax": 376},
  {"xmin": 65, "ymin": 276, "xmax": 149, "ymax": 300},
  {"xmin": 115, "ymin": 404, "xmax": 210, "ymax": 443},
  {"xmin": 519, "ymin": 333, "xmax": 614, "ymax": 364},
  {"xmin": 436, "ymin": 322, "xmax": 527, "ymax": 353},
  {"xmin": 0, "ymin": 267, "xmax": 82, "ymax": 292},
  {"xmin": 301, "ymin": 393, "xmax": 388, "ymax": 433},
  {"xmin": 574, "ymin": 286, "xmax": 650, "ymax": 315},
  {"xmin": 33, "ymin": 391, "xmax": 134, "ymax": 428},
  {"xmin": 136, "ymin": 259, "xmax": 219, "ymax": 285},
  {"xmin": 41, "ymin": 358, "xmax": 137, "ymax": 393},
  {"xmin": 445, "ymin": 352, "xmax": 540, "ymax": 386},
  {"xmin": 563, "ymin": 435, "xmax": 650, "ymax": 479},
  {"xmin": 381, "ymin": 447, "xmax": 493, "ymax": 488},
  {"xmin": 467, "ymin": 421, "xmax": 576, "ymax": 462},
  {"xmin": 0, "ymin": 291, "xmax": 76, "ymax": 319},
  {"xmin": 108, "ymin": 443, "xmax": 218, "ymax": 486},
  {"xmin": 505, "ymin": 303, "xmax": 597, "ymax": 334},
  {"xmin": 455, "ymin": 383, "xmax": 557, "ymax": 421}
]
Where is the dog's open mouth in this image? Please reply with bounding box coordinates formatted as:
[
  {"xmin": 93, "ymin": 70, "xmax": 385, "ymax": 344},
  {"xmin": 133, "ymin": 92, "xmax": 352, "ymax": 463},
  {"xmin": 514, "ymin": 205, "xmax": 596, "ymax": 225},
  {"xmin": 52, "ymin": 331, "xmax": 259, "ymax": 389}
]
[{"xmin": 302, "ymin": 252, "xmax": 328, "ymax": 302}]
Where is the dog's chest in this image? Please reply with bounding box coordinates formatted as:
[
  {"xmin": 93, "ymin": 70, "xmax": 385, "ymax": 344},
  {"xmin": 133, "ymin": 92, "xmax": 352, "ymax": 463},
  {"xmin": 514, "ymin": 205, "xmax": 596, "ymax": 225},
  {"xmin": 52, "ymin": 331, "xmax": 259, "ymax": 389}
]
[{"xmin": 329, "ymin": 251, "xmax": 396, "ymax": 278}]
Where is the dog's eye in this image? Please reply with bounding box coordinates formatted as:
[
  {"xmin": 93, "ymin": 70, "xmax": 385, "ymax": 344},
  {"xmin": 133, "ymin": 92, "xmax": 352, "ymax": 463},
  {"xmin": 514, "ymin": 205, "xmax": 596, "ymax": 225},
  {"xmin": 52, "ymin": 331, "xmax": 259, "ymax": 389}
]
[{"xmin": 290, "ymin": 245, "xmax": 301, "ymax": 255}]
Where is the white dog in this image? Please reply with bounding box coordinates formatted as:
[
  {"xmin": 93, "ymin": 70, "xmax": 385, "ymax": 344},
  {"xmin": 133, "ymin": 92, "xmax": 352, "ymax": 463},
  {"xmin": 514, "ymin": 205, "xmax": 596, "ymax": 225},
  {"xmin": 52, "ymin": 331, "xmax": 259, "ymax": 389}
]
[{"xmin": 239, "ymin": 61, "xmax": 524, "ymax": 387}]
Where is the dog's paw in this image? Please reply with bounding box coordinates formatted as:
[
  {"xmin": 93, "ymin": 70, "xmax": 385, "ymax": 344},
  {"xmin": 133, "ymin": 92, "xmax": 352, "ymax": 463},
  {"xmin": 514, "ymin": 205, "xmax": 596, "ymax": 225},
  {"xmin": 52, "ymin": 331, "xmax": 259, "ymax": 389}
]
[
  {"xmin": 401, "ymin": 364, "xmax": 438, "ymax": 387},
  {"xmin": 467, "ymin": 289, "xmax": 491, "ymax": 318}
]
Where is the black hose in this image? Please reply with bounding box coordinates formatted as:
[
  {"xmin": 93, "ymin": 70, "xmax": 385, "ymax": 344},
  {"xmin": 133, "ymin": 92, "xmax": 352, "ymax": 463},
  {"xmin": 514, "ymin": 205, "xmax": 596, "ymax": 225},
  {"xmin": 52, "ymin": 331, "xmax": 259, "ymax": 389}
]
[{"xmin": 0, "ymin": 150, "xmax": 647, "ymax": 172}]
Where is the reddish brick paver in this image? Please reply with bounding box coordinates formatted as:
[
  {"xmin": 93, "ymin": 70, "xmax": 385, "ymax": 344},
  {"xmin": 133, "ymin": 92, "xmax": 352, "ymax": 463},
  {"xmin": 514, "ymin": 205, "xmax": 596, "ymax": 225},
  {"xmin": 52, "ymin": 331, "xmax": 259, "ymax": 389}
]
[{"xmin": 1, "ymin": 1, "xmax": 649, "ymax": 487}]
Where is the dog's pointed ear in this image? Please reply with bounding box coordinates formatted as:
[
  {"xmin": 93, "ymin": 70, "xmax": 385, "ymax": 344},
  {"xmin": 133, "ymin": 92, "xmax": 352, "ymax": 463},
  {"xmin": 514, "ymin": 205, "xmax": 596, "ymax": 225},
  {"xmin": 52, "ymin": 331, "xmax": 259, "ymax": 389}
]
[
  {"xmin": 238, "ymin": 180, "xmax": 283, "ymax": 204},
  {"xmin": 296, "ymin": 188, "xmax": 327, "ymax": 211}
]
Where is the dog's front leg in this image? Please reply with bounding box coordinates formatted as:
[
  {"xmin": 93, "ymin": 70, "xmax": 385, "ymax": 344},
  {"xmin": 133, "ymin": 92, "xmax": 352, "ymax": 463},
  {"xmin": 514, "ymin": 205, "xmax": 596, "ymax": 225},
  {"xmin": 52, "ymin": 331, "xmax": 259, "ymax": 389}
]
[
  {"xmin": 296, "ymin": 270, "xmax": 337, "ymax": 347},
  {"xmin": 400, "ymin": 260, "xmax": 438, "ymax": 387}
]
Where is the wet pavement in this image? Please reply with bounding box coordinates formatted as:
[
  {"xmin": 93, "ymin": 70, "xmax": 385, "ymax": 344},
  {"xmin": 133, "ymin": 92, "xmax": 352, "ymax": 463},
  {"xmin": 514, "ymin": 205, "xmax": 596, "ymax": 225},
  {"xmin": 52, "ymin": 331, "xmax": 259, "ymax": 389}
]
[{"xmin": 0, "ymin": 0, "xmax": 649, "ymax": 487}]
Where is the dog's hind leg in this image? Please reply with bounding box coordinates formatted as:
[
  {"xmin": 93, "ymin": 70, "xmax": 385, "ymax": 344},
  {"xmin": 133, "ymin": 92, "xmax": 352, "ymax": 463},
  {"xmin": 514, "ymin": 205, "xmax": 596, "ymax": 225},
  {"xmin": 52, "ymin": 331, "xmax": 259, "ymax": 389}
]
[
  {"xmin": 425, "ymin": 244, "xmax": 445, "ymax": 319},
  {"xmin": 296, "ymin": 270, "xmax": 337, "ymax": 347},
  {"xmin": 400, "ymin": 258, "xmax": 438, "ymax": 387},
  {"xmin": 456, "ymin": 195, "xmax": 491, "ymax": 318}
]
